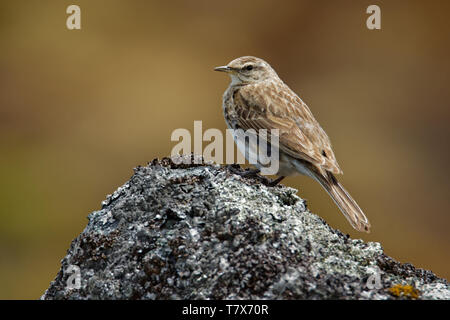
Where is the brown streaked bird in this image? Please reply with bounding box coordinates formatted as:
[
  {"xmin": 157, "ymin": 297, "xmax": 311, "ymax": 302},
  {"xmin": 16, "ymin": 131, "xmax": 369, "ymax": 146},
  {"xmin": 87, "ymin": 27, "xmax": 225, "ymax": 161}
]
[{"xmin": 215, "ymin": 56, "xmax": 370, "ymax": 233}]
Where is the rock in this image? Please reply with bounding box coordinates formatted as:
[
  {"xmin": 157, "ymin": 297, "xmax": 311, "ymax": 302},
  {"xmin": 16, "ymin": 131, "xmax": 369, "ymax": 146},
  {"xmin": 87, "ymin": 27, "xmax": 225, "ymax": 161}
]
[{"xmin": 41, "ymin": 155, "xmax": 450, "ymax": 300}]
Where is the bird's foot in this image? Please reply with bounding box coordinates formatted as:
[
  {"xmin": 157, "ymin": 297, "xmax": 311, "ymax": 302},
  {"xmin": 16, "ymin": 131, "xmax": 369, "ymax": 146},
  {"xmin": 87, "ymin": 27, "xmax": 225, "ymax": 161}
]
[
  {"xmin": 265, "ymin": 176, "xmax": 285, "ymax": 187},
  {"xmin": 228, "ymin": 165, "xmax": 261, "ymax": 178},
  {"xmin": 227, "ymin": 165, "xmax": 285, "ymax": 187}
]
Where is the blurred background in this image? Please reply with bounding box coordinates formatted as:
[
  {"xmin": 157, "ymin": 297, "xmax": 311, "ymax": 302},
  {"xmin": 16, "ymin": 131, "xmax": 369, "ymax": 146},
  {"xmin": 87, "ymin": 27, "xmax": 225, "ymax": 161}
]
[{"xmin": 0, "ymin": 0, "xmax": 449, "ymax": 299}]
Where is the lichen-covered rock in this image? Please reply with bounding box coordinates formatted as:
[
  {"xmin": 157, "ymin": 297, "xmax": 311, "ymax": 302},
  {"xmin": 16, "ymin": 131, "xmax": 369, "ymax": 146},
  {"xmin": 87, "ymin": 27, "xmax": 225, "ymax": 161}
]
[{"xmin": 41, "ymin": 156, "xmax": 450, "ymax": 300}]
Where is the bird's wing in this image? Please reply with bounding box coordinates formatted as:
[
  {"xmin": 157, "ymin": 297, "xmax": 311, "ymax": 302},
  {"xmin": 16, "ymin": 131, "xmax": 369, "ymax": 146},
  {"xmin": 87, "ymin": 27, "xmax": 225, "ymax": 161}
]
[{"xmin": 231, "ymin": 81, "xmax": 342, "ymax": 174}]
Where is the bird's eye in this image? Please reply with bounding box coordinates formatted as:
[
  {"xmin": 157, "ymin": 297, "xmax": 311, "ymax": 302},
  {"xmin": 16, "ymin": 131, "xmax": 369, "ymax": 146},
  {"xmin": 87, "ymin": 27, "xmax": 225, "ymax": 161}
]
[{"xmin": 244, "ymin": 65, "xmax": 254, "ymax": 71}]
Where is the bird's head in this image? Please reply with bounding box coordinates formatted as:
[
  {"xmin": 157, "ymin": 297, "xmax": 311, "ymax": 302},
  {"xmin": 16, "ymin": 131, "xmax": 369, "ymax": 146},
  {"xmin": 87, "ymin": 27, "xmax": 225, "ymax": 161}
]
[{"xmin": 214, "ymin": 56, "xmax": 278, "ymax": 85}]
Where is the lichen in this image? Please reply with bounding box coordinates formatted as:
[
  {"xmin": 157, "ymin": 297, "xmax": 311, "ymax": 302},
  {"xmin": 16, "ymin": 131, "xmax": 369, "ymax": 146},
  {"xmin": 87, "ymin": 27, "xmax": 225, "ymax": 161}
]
[
  {"xmin": 41, "ymin": 156, "xmax": 450, "ymax": 300},
  {"xmin": 388, "ymin": 284, "xmax": 420, "ymax": 299}
]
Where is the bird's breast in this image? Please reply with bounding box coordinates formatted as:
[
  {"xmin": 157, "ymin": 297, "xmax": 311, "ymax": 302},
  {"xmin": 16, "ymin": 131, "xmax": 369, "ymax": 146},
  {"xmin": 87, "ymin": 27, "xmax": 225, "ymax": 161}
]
[{"xmin": 222, "ymin": 85, "xmax": 239, "ymax": 129}]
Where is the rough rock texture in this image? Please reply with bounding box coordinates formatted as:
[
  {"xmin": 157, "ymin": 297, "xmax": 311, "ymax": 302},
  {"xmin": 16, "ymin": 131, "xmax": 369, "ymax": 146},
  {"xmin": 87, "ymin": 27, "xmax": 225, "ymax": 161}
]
[{"xmin": 42, "ymin": 156, "xmax": 449, "ymax": 300}]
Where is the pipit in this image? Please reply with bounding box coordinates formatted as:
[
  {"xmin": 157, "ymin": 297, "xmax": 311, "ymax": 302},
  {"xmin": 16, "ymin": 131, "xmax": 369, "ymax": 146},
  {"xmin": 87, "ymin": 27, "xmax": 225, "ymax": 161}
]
[{"xmin": 215, "ymin": 56, "xmax": 370, "ymax": 232}]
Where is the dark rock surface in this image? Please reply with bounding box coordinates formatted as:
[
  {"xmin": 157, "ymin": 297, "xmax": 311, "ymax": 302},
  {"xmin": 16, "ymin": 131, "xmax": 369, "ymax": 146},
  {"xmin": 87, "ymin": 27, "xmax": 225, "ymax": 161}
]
[{"xmin": 42, "ymin": 156, "xmax": 449, "ymax": 300}]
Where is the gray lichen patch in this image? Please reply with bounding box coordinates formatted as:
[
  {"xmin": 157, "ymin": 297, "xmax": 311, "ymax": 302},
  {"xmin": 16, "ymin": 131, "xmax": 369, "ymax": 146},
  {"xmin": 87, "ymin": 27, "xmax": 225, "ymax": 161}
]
[{"xmin": 41, "ymin": 156, "xmax": 449, "ymax": 300}]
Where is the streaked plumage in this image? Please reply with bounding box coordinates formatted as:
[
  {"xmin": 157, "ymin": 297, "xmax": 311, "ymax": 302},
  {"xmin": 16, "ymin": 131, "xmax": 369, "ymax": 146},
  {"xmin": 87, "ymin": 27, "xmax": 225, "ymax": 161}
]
[{"xmin": 215, "ymin": 56, "xmax": 370, "ymax": 232}]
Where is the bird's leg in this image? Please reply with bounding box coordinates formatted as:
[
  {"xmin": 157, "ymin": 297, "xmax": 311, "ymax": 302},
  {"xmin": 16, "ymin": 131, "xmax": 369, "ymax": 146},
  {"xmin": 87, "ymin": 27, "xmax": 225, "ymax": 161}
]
[{"xmin": 267, "ymin": 176, "xmax": 285, "ymax": 187}]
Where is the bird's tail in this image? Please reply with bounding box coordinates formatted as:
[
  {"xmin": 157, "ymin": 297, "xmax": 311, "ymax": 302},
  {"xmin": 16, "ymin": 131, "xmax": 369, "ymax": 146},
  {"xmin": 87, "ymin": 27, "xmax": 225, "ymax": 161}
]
[{"xmin": 314, "ymin": 171, "xmax": 371, "ymax": 233}]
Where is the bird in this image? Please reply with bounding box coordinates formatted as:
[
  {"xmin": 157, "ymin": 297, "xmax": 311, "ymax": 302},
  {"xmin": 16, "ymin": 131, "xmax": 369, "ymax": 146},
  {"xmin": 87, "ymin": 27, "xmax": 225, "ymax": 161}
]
[{"xmin": 214, "ymin": 56, "xmax": 370, "ymax": 233}]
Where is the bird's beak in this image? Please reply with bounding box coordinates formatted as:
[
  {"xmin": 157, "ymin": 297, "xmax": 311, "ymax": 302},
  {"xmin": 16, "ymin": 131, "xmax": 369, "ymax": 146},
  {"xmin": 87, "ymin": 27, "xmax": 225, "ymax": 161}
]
[{"xmin": 214, "ymin": 66, "xmax": 232, "ymax": 73}]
